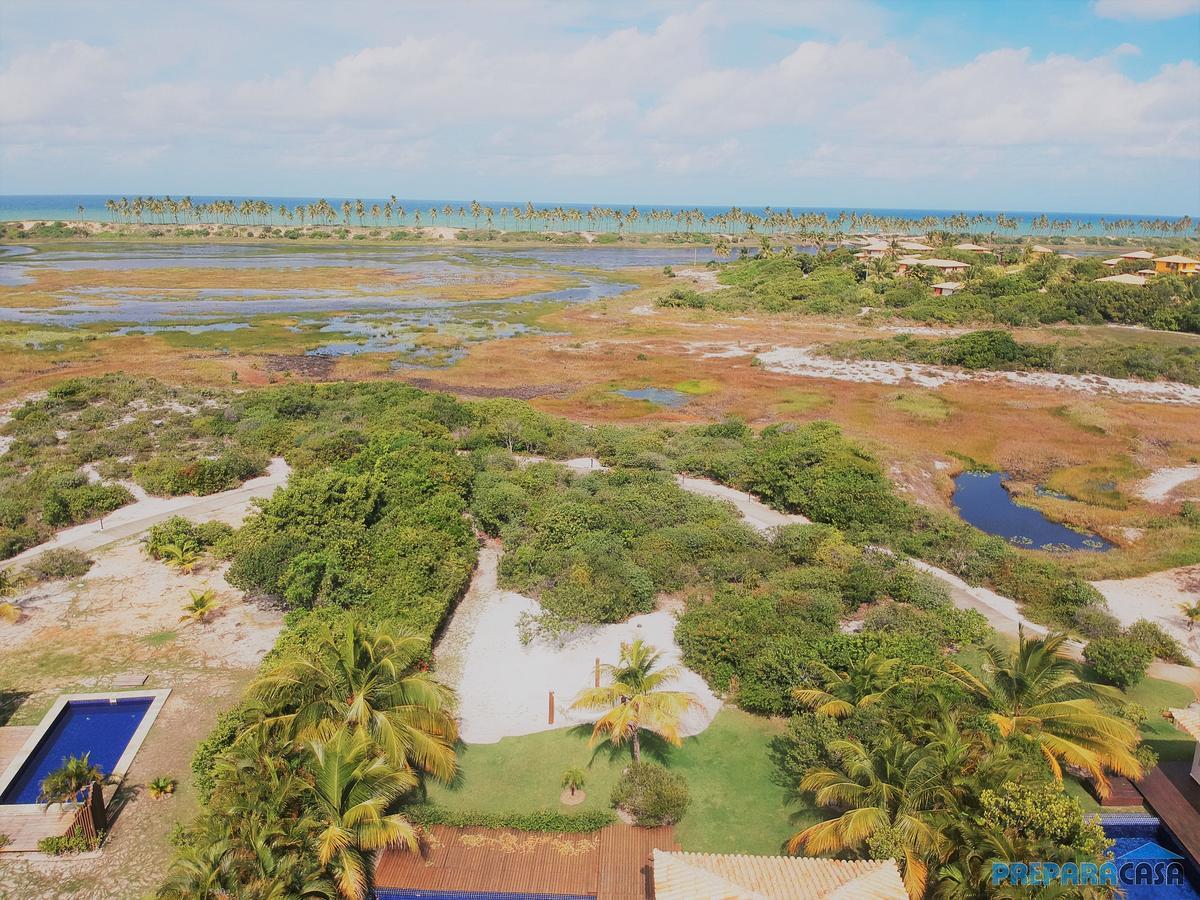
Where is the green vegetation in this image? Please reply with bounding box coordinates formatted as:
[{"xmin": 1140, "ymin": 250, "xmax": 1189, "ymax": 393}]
[
  {"xmin": 610, "ymin": 762, "xmax": 690, "ymax": 827},
  {"xmin": 825, "ymin": 329, "xmax": 1200, "ymax": 384},
  {"xmin": 22, "ymin": 547, "xmax": 93, "ymax": 582},
  {"xmin": 1085, "ymin": 635, "xmax": 1153, "ymax": 688},
  {"xmin": 39, "ymin": 753, "xmax": 104, "ymax": 808}
]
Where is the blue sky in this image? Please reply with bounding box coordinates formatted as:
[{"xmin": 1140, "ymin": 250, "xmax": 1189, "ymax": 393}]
[{"xmin": 1, "ymin": 0, "xmax": 1197, "ymax": 214}]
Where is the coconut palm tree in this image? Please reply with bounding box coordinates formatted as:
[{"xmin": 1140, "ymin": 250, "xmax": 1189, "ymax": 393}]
[
  {"xmin": 571, "ymin": 639, "xmax": 699, "ymax": 762},
  {"xmin": 305, "ymin": 728, "xmax": 421, "ymax": 900},
  {"xmin": 39, "ymin": 753, "xmax": 105, "ymax": 808},
  {"xmin": 794, "ymin": 653, "xmax": 902, "ymax": 719},
  {"xmin": 1178, "ymin": 601, "xmax": 1200, "ymax": 631},
  {"xmin": 180, "ymin": 588, "xmax": 221, "ymax": 623},
  {"xmin": 159, "ymin": 539, "xmax": 202, "ymax": 574},
  {"xmin": 935, "ymin": 631, "xmax": 1141, "ymax": 797},
  {"xmin": 233, "ymin": 815, "xmax": 337, "ymax": 900},
  {"xmin": 248, "ymin": 619, "xmax": 458, "ymax": 782},
  {"xmin": 789, "ymin": 736, "xmax": 947, "ymax": 898},
  {"xmin": 561, "ymin": 766, "xmax": 586, "ymax": 797},
  {"xmin": 157, "ymin": 831, "xmax": 236, "ymax": 899}
]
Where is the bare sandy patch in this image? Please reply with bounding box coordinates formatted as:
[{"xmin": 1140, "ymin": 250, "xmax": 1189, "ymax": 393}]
[
  {"xmin": 1136, "ymin": 466, "xmax": 1200, "ymax": 502},
  {"xmin": 756, "ymin": 346, "xmax": 1200, "ymax": 405},
  {"xmin": 435, "ymin": 544, "xmax": 721, "ymax": 744},
  {"xmin": 1093, "ymin": 566, "xmax": 1200, "ymax": 664}
]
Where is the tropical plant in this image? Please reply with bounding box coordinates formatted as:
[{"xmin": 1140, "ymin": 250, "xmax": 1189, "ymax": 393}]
[
  {"xmin": 1178, "ymin": 601, "xmax": 1200, "ymax": 631},
  {"xmin": 936, "ymin": 631, "xmax": 1141, "ymax": 797},
  {"xmin": 561, "ymin": 766, "xmax": 586, "ymax": 797},
  {"xmin": 305, "ymin": 728, "xmax": 421, "ymax": 900},
  {"xmin": 788, "ymin": 736, "xmax": 947, "ymax": 898},
  {"xmin": 247, "ymin": 619, "xmax": 458, "ymax": 781},
  {"xmin": 571, "ymin": 639, "xmax": 700, "ymax": 762},
  {"xmin": 39, "ymin": 753, "xmax": 105, "ymax": 808},
  {"xmin": 148, "ymin": 775, "xmax": 178, "ymax": 799},
  {"xmin": 609, "ymin": 761, "xmax": 690, "ymax": 826},
  {"xmin": 793, "ymin": 652, "xmax": 901, "ymax": 718},
  {"xmin": 181, "ymin": 588, "xmax": 221, "ymax": 624},
  {"xmin": 159, "ymin": 539, "xmax": 202, "ymax": 574}
]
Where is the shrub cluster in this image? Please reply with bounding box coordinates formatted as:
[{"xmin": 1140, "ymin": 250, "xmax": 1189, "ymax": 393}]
[{"xmin": 610, "ymin": 762, "xmax": 690, "ymax": 827}]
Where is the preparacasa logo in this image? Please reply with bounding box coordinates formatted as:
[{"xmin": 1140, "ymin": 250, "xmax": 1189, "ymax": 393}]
[{"xmin": 990, "ymin": 841, "xmax": 1187, "ymax": 888}]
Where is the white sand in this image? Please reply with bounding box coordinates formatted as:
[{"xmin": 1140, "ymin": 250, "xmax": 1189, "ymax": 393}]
[
  {"xmin": 1093, "ymin": 566, "xmax": 1200, "ymax": 664},
  {"xmin": 4, "ymin": 457, "xmax": 290, "ymax": 568},
  {"xmin": 756, "ymin": 346, "xmax": 1200, "ymax": 405},
  {"xmin": 1136, "ymin": 466, "xmax": 1200, "ymax": 502},
  {"xmin": 435, "ymin": 544, "xmax": 721, "ymax": 744}
]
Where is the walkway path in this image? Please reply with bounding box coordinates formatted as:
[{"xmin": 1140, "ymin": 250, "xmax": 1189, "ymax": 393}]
[
  {"xmin": 3, "ymin": 458, "xmax": 290, "ymax": 568},
  {"xmin": 516, "ymin": 453, "xmax": 1200, "ymax": 697}
]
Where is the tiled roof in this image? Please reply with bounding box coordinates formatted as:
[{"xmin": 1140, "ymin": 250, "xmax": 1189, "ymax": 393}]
[
  {"xmin": 1095, "ymin": 273, "xmax": 1147, "ymax": 286},
  {"xmin": 652, "ymin": 850, "xmax": 908, "ymax": 900},
  {"xmin": 1154, "ymin": 255, "xmax": 1200, "ymax": 264},
  {"xmin": 1170, "ymin": 704, "xmax": 1200, "ymax": 742}
]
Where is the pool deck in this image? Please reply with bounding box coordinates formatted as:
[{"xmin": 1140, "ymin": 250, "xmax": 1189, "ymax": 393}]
[
  {"xmin": 1138, "ymin": 762, "xmax": 1200, "ymax": 865},
  {"xmin": 0, "ymin": 727, "xmax": 35, "ymax": 776}
]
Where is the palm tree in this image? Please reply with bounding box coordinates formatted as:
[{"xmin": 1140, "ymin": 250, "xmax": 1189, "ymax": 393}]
[
  {"xmin": 181, "ymin": 588, "xmax": 221, "ymax": 623},
  {"xmin": 1178, "ymin": 601, "xmax": 1200, "ymax": 631},
  {"xmin": 159, "ymin": 539, "xmax": 202, "ymax": 574},
  {"xmin": 936, "ymin": 631, "xmax": 1141, "ymax": 797},
  {"xmin": 233, "ymin": 815, "xmax": 337, "ymax": 900},
  {"xmin": 793, "ymin": 653, "xmax": 901, "ymax": 719},
  {"xmin": 561, "ymin": 766, "xmax": 586, "ymax": 797},
  {"xmin": 157, "ymin": 831, "xmax": 236, "ymax": 899},
  {"xmin": 247, "ymin": 619, "xmax": 458, "ymax": 782},
  {"xmin": 571, "ymin": 639, "xmax": 699, "ymax": 762},
  {"xmin": 305, "ymin": 728, "xmax": 420, "ymax": 900},
  {"xmin": 788, "ymin": 736, "xmax": 947, "ymax": 898},
  {"xmin": 39, "ymin": 753, "xmax": 105, "ymax": 808}
]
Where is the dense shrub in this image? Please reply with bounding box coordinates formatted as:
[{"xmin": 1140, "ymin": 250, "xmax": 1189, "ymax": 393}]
[
  {"xmin": 134, "ymin": 449, "xmax": 267, "ymax": 496},
  {"xmin": 191, "ymin": 706, "xmax": 250, "ymax": 803},
  {"xmin": 24, "ymin": 548, "xmax": 93, "ymax": 582},
  {"xmin": 1125, "ymin": 619, "xmax": 1190, "ymax": 665},
  {"xmin": 1085, "ymin": 636, "xmax": 1153, "ymax": 688},
  {"xmin": 37, "ymin": 832, "xmax": 104, "ymax": 854},
  {"xmin": 1072, "ymin": 606, "xmax": 1123, "ymax": 640},
  {"xmin": 610, "ymin": 762, "xmax": 690, "ymax": 827},
  {"xmin": 145, "ymin": 517, "xmax": 234, "ymax": 560}
]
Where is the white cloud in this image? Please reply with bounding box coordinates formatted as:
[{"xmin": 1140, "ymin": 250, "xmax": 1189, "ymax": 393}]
[{"xmin": 1094, "ymin": 0, "xmax": 1200, "ymax": 20}]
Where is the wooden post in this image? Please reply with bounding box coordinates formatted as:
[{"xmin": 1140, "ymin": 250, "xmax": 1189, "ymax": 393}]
[
  {"xmin": 595, "ymin": 657, "xmax": 601, "ymax": 687},
  {"xmin": 548, "ymin": 690, "xmax": 555, "ymax": 725}
]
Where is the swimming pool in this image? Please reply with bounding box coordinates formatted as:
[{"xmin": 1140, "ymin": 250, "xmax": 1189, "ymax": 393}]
[
  {"xmin": 1103, "ymin": 815, "xmax": 1200, "ymax": 899},
  {"xmin": 0, "ymin": 691, "xmax": 169, "ymax": 807}
]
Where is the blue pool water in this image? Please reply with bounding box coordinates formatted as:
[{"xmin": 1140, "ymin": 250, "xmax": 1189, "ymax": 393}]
[
  {"xmin": 1104, "ymin": 817, "xmax": 1200, "ymax": 899},
  {"xmin": 0, "ymin": 697, "xmax": 153, "ymax": 804},
  {"xmin": 952, "ymin": 472, "xmax": 1112, "ymax": 551},
  {"xmin": 616, "ymin": 387, "xmax": 690, "ymax": 408}
]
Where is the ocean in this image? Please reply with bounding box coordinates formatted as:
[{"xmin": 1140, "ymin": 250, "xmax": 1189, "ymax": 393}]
[{"xmin": 0, "ymin": 194, "xmax": 1193, "ymax": 237}]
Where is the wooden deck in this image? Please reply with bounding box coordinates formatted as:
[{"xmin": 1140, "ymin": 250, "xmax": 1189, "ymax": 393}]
[
  {"xmin": 375, "ymin": 823, "xmax": 678, "ymax": 899},
  {"xmin": 1136, "ymin": 762, "xmax": 1200, "ymax": 863},
  {"xmin": 0, "ymin": 726, "xmax": 35, "ymax": 775}
]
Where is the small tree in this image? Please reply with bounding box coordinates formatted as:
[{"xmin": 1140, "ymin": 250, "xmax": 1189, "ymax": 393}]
[
  {"xmin": 561, "ymin": 766, "xmax": 586, "ymax": 797},
  {"xmin": 1085, "ymin": 636, "xmax": 1152, "ymax": 689},
  {"xmin": 1178, "ymin": 601, "xmax": 1200, "ymax": 632},
  {"xmin": 148, "ymin": 776, "xmax": 177, "ymax": 799}
]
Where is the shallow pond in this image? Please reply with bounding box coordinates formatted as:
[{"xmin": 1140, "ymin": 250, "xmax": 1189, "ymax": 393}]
[
  {"xmin": 616, "ymin": 387, "xmax": 691, "ymax": 407},
  {"xmin": 952, "ymin": 471, "xmax": 1112, "ymax": 551}
]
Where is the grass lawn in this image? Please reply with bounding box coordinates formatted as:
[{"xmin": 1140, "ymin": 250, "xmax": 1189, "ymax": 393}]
[{"xmin": 424, "ymin": 708, "xmax": 814, "ymax": 855}]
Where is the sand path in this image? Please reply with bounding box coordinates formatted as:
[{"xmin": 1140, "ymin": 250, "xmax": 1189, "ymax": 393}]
[
  {"xmin": 434, "ymin": 542, "xmax": 721, "ymax": 744},
  {"xmin": 3, "ymin": 458, "xmax": 290, "ymax": 569},
  {"xmin": 1136, "ymin": 466, "xmax": 1200, "ymax": 503}
]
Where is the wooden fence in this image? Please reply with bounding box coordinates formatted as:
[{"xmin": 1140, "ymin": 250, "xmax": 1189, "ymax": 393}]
[{"xmin": 68, "ymin": 782, "xmax": 107, "ymax": 843}]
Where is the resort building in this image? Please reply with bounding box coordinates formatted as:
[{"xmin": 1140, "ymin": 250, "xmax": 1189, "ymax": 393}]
[
  {"xmin": 896, "ymin": 240, "xmax": 933, "ymax": 251},
  {"xmin": 1120, "ymin": 250, "xmax": 1155, "ymax": 261},
  {"xmin": 932, "ymin": 281, "xmax": 963, "ymax": 296},
  {"xmin": 855, "ymin": 241, "xmax": 890, "ymax": 259},
  {"xmin": 1153, "ymin": 255, "xmax": 1200, "ymax": 276},
  {"xmin": 952, "ymin": 242, "xmax": 990, "ymax": 252},
  {"xmin": 1095, "ymin": 273, "xmax": 1148, "ymax": 287},
  {"xmin": 895, "ymin": 256, "xmax": 970, "ymax": 276},
  {"xmin": 652, "ymin": 850, "xmax": 908, "ymax": 899}
]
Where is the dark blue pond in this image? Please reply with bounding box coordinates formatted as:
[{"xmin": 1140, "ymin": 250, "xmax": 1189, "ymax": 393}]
[
  {"xmin": 0, "ymin": 697, "xmax": 153, "ymax": 804},
  {"xmin": 952, "ymin": 472, "xmax": 1112, "ymax": 551}
]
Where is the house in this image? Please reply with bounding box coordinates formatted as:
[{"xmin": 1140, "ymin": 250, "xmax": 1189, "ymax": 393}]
[
  {"xmin": 1095, "ymin": 273, "xmax": 1148, "ymax": 287},
  {"xmin": 1154, "ymin": 255, "xmax": 1200, "ymax": 276},
  {"xmin": 1120, "ymin": 250, "xmax": 1155, "ymax": 261},
  {"xmin": 895, "ymin": 256, "xmax": 969, "ymax": 276},
  {"xmin": 897, "ymin": 240, "xmax": 933, "ymax": 251},
  {"xmin": 652, "ymin": 850, "xmax": 908, "ymax": 900},
  {"xmin": 856, "ymin": 241, "xmax": 890, "ymax": 259},
  {"xmin": 952, "ymin": 242, "xmax": 990, "ymax": 252},
  {"xmin": 932, "ymin": 281, "xmax": 963, "ymax": 296},
  {"xmin": 1102, "ymin": 257, "xmax": 1123, "ymax": 267}
]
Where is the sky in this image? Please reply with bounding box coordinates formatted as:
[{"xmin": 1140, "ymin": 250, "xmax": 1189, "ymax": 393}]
[{"xmin": 1, "ymin": 0, "xmax": 1198, "ymax": 215}]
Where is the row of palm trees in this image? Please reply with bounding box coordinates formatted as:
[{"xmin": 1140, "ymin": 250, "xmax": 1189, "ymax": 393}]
[
  {"xmin": 99, "ymin": 195, "xmax": 1198, "ymax": 238},
  {"xmin": 789, "ymin": 632, "xmax": 1141, "ymax": 897},
  {"xmin": 159, "ymin": 620, "xmax": 457, "ymax": 900}
]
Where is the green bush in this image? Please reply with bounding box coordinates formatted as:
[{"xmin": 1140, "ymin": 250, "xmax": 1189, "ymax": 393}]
[
  {"xmin": 191, "ymin": 706, "xmax": 250, "ymax": 803},
  {"xmin": 37, "ymin": 831, "xmax": 104, "ymax": 854},
  {"xmin": 24, "ymin": 548, "xmax": 93, "ymax": 582},
  {"xmin": 145, "ymin": 517, "xmax": 235, "ymax": 560},
  {"xmin": 134, "ymin": 450, "xmax": 266, "ymax": 496},
  {"xmin": 1085, "ymin": 636, "xmax": 1152, "ymax": 688},
  {"xmin": 1072, "ymin": 606, "xmax": 1123, "ymax": 640},
  {"xmin": 1125, "ymin": 619, "xmax": 1190, "ymax": 665},
  {"xmin": 404, "ymin": 804, "xmax": 616, "ymax": 833},
  {"xmin": 610, "ymin": 762, "xmax": 690, "ymax": 827}
]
